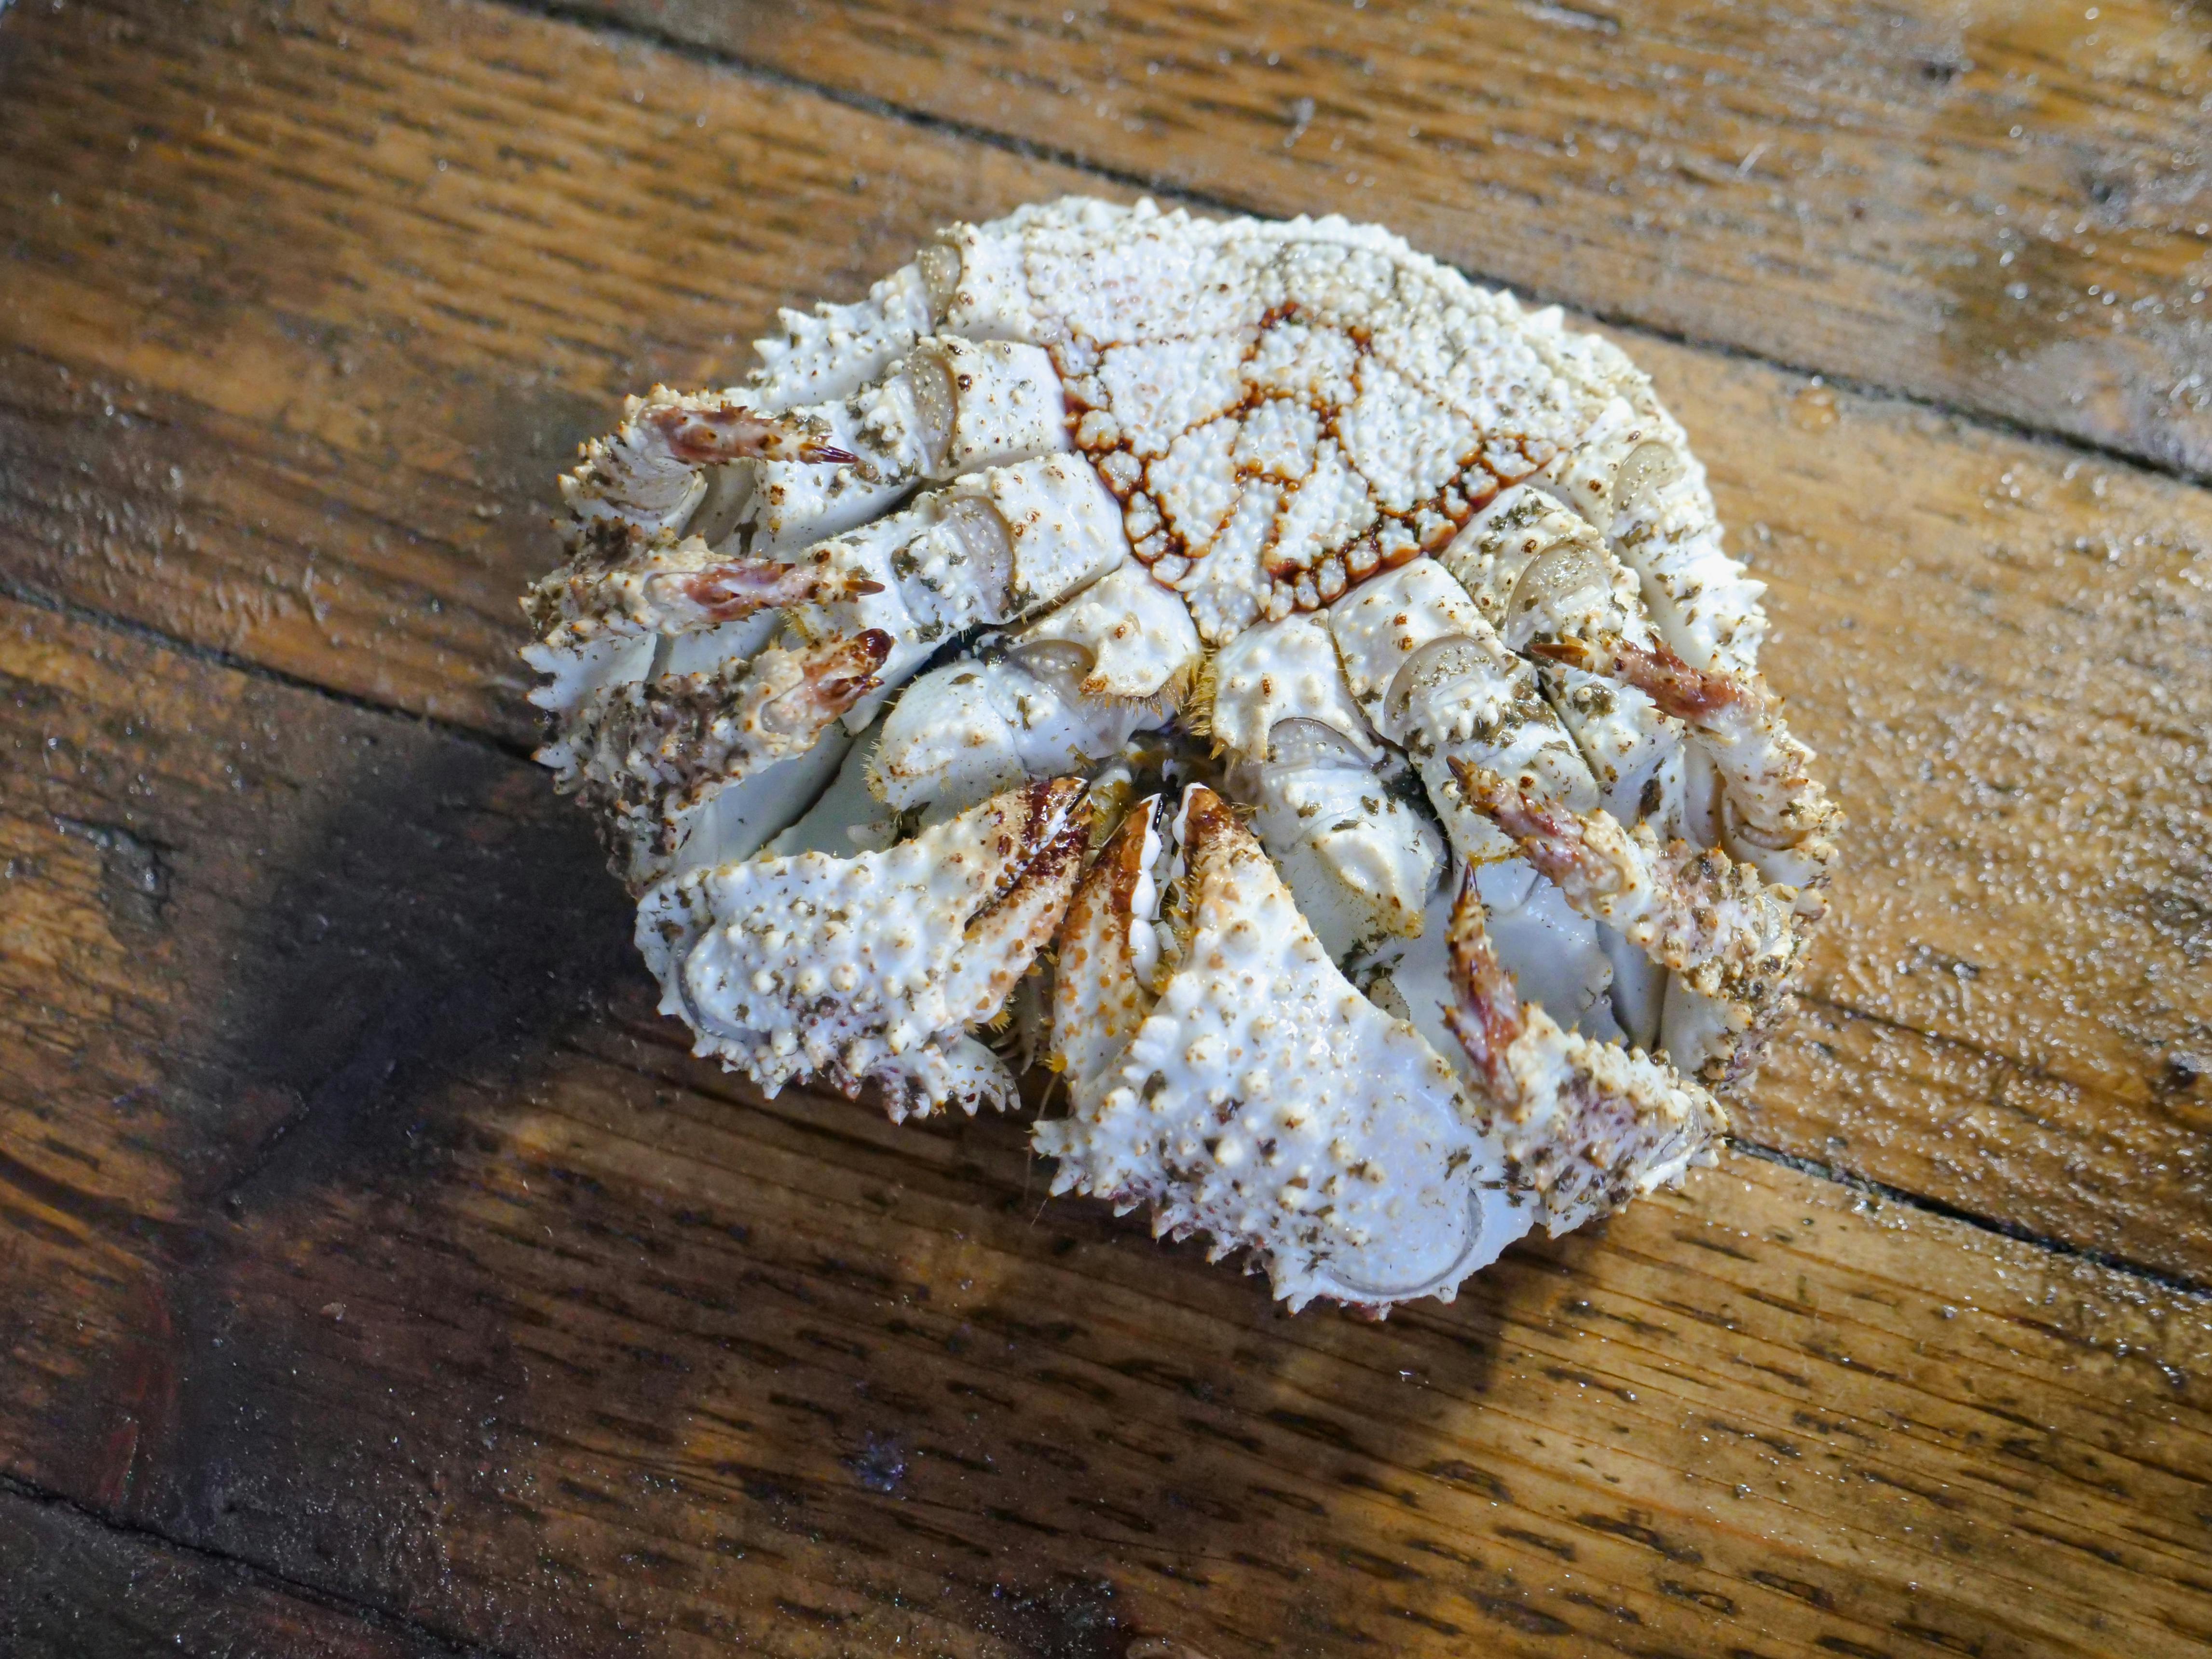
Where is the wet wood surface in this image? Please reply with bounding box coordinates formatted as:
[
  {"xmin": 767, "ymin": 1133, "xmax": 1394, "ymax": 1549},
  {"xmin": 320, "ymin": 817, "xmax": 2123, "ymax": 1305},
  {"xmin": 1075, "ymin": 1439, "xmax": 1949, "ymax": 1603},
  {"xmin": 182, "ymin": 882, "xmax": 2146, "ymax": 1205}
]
[{"xmin": 2, "ymin": 0, "xmax": 2211, "ymax": 1653}]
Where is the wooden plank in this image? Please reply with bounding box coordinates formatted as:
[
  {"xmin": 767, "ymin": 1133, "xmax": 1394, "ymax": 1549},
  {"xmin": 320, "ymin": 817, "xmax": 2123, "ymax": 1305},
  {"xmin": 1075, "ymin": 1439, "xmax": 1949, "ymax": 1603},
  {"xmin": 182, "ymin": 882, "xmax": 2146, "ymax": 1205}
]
[
  {"xmin": 572, "ymin": 0, "xmax": 2212, "ymax": 476},
  {"xmin": 2, "ymin": 0, "xmax": 2209, "ymax": 1269},
  {"xmin": 5, "ymin": 595, "xmax": 2212, "ymax": 1657},
  {"xmin": 0, "ymin": 1484, "xmax": 462, "ymax": 1659}
]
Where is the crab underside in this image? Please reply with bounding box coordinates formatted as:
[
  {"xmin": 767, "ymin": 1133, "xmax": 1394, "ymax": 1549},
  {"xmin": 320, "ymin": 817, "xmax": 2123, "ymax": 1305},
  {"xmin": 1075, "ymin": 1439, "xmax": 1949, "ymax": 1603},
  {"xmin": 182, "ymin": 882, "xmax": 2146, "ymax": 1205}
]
[{"xmin": 524, "ymin": 197, "xmax": 1840, "ymax": 1314}]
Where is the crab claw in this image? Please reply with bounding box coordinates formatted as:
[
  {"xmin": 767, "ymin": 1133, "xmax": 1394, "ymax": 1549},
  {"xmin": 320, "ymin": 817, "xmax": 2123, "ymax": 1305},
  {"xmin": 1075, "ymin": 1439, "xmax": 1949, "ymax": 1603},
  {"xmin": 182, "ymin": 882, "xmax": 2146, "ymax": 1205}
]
[
  {"xmin": 639, "ymin": 776, "xmax": 1090, "ymax": 1120},
  {"xmin": 560, "ymin": 388, "xmax": 856, "ymax": 536},
  {"xmin": 1037, "ymin": 785, "xmax": 1528, "ymax": 1314},
  {"xmin": 1443, "ymin": 868, "xmax": 1727, "ymax": 1235},
  {"xmin": 1531, "ymin": 633, "xmax": 1841, "ymax": 912},
  {"xmin": 552, "ymin": 629, "xmax": 893, "ymax": 849}
]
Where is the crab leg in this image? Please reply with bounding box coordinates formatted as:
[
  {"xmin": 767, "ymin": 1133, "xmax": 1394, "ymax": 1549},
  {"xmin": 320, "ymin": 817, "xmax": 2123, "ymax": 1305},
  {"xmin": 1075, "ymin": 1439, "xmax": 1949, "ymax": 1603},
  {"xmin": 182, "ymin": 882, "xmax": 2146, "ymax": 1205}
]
[
  {"xmin": 1442, "ymin": 868, "xmax": 1727, "ymax": 1235},
  {"xmin": 1543, "ymin": 394, "xmax": 1767, "ymax": 674},
  {"xmin": 533, "ymin": 456, "xmax": 1135, "ymax": 887},
  {"xmin": 1435, "ymin": 491, "xmax": 1692, "ymax": 1043},
  {"xmin": 1328, "ymin": 559, "xmax": 1621, "ymax": 1038},
  {"xmin": 1439, "ymin": 485, "xmax": 1688, "ymax": 841},
  {"xmin": 533, "ymin": 339, "xmax": 1080, "ymax": 733},
  {"xmin": 558, "ymin": 386, "xmax": 856, "ymax": 541},
  {"xmin": 1532, "ymin": 633, "xmax": 1842, "ymax": 914},
  {"xmin": 869, "ymin": 563, "xmax": 1200, "ymax": 823},
  {"xmin": 525, "ymin": 538, "xmax": 884, "ymax": 662},
  {"xmin": 1451, "ymin": 761, "xmax": 1802, "ymax": 1078},
  {"xmin": 744, "ymin": 336, "xmax": 1075, "ymax": 556}
]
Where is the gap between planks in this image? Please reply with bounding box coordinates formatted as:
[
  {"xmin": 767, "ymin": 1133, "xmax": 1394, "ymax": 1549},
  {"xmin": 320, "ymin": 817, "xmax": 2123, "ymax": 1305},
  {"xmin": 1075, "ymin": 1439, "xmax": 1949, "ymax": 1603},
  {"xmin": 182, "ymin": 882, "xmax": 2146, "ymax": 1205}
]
[{"xmin": 0, "ymin": 1472, "xmax": 504, "ymax": 1659}]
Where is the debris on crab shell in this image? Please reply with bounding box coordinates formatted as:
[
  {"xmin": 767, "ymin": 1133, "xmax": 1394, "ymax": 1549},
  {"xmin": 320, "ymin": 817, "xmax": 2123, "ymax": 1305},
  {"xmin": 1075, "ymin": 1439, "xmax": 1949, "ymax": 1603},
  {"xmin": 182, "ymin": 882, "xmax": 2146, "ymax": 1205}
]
[{"xmin": 523, "ymin": 194, "xmax": 1838, "ymax": 1313}]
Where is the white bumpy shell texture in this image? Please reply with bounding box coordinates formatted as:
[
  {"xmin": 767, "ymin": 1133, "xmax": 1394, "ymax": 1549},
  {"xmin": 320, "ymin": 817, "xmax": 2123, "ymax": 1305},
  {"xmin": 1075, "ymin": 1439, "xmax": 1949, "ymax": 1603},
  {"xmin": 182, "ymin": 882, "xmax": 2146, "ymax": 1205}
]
[{"xmin": 524, "ymin": 196, "xmax": 1840, "ymax": 1316}]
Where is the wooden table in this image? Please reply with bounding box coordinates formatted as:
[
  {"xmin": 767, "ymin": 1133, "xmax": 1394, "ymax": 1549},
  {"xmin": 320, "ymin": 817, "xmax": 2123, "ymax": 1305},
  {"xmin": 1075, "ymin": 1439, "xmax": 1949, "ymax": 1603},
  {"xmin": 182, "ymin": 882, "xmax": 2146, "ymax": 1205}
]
[{"xmin": 2, "ymin": 1, "xmax": 2209, "ymax": 1653}]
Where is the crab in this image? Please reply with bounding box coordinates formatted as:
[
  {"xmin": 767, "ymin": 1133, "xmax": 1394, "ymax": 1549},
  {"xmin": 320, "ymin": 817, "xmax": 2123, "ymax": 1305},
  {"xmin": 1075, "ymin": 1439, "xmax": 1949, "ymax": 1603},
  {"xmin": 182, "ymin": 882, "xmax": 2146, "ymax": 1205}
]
[{"xmin": 523, "ymin": 197, "xmax": 1840, "ymax": 1312}]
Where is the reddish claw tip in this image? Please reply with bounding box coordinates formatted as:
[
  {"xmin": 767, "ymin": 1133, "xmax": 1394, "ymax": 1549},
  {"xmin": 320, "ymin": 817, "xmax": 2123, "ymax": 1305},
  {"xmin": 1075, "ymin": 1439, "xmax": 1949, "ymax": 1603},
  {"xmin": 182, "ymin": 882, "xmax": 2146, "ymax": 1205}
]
[
  {"xmin": 675, "ymin": 558, "xmax": 815, "ymax": 620},
  {"xmin": 1446, "ymin": 759, "xmax": 1586, "ymax": 889},
  {"xmin": 792, "ymin": 629, "xmax": 895, "ymax": 721},
  {"xmin": 1447, "ymin": 758, "xmax": 1552, "ymax": 837},
  {"xmin": 672, "ymin": 560, "xmax": 887, "ymax": 621},
  {"xmin": 1442, "ymin": 866, "xmax": 1523, "ymax": 1099},
  {"xmin": 1538, "ymin": 633, "xmax": 1747, "ymax": 724},
  {"xmin": 648, "ymin": 403, "xmax": 858, "ymax": 467}
]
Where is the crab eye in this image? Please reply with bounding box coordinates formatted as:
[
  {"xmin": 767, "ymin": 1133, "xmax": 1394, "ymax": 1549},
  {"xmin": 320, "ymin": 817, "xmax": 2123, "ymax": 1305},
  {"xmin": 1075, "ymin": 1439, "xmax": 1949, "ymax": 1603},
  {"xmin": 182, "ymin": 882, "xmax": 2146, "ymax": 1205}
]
[
  {"xmin": 1505, "ymin": 542, "xmax": 1610, "ymax": 646},
  {"xmin": 1266, "ymin": 717, "xmax": 1372, "ymax": 771},
  {"xmin": 1609, "ymin": 439, "xmax": 1680, "ymax": 517},
  {"xmin": 905, "ymin": 344, "xmax": 958, "ymax": 470},
  {"xmin": 917, "ymin": 244, "xmax": 963, "ymax": 323},
  {"xmin": 1009, "ymin": 638, "xmax": 1095, "ymax": 692}
]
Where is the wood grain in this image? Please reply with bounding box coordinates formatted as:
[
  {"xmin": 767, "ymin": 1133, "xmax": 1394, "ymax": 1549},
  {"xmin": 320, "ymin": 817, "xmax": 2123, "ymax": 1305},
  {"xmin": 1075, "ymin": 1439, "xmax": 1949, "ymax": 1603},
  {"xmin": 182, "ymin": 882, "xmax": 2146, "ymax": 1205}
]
[
  {"xmin": 572, "ymin": 0, "xmax": 2212, "ymax": 476},
  {"xmin": 4, "ymin": 592, "xmax": 2212, "ymax": 1657},
  {"xmin": 0, "ymin": 1485, "xmax": 463, "ymax": 1659},
  {"xmin": 3, "ymin": 0, "xmax": 2209, "ymax": 1275}
]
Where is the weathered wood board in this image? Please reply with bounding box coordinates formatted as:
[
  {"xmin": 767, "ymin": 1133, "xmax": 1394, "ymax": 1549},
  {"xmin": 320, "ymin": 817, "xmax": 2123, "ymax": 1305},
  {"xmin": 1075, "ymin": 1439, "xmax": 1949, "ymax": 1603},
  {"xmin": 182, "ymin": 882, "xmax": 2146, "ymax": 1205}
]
[
  {"xmin": 5, "ymin": 0, "xmax": 2212, "ymax": 1651},
  {"xmin": 3, "ymin": 0, "xmax": 2209, "ymax": 1279},
  {"xmin": 3, "ymin": 593, "xmax": 2212, "ymax": 1656},
  {"xmin": 574, "ymin": 0, "xmax": 2212, "ymax": 476}
]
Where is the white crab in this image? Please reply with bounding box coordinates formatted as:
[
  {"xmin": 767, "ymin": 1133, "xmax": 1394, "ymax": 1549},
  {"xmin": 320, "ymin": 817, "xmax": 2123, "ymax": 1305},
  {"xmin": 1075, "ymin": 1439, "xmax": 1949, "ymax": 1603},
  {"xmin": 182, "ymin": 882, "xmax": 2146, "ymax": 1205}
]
[{"xmin": 523, "ymin": 197, "xmax": 1840, "ymax": 1313}]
